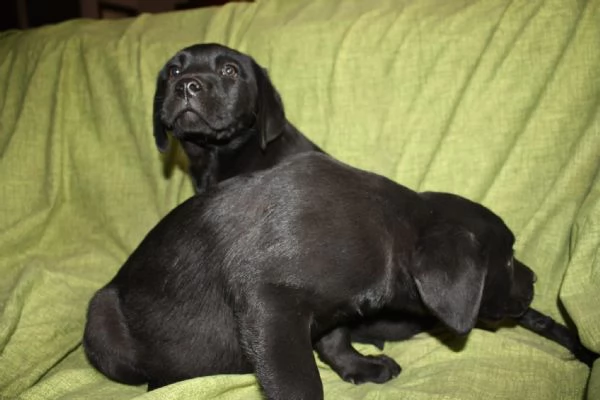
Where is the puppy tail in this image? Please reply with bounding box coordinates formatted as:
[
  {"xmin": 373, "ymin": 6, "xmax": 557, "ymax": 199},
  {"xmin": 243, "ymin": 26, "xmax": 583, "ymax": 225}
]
[
  {"xmin": 83, "ymin": 285, "xmax": 148, "ymax": 384},
  {"xmin": 518, "ymin": 307, "xmax": 598, "ymax": 367}
]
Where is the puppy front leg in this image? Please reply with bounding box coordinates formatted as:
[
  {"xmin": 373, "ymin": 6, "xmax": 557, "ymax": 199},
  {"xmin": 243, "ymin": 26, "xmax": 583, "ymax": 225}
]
[
  {"xmin": 315, "ymin": 326, "xmax": 401, "ymax": 385},
  {"xmin": 349, "ymin": 316, "xmax": 436, "ymax": 349},
  {"xmin": 237, "ymin": 289, "xmax": 323, "ymax": 400}
]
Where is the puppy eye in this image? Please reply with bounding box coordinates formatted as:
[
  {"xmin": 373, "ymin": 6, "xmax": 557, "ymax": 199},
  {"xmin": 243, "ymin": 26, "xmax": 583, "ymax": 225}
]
[
  {"xmin": 220, "ymin": 63, "xmax": 238, "ymax": 77},
  {"xmin": 168, "ymin": 66, "xmax": 181, "ymax": 78}
]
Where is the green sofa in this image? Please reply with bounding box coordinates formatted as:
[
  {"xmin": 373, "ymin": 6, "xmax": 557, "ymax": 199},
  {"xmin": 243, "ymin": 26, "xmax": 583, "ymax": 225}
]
[{"xmin": 1, "ymin": 0, "xmax": 598, "ymax": 398}]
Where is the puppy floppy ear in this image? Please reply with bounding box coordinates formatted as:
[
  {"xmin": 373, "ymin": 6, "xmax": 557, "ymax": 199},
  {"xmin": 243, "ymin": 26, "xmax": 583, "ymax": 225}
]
[
  {"xmin": 411, "ymin": 225, "xmax": 486, "ymax": 335},
  {"xmin": 252, "ymin": 62, "xmax": 286, "ymax": 150},
  {"xmin": 153, "ymin": 71, "xmax": 169, "ymax": 152}
]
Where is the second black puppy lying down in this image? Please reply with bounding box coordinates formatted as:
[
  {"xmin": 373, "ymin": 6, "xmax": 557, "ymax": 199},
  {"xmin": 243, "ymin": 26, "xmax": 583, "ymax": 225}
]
[
  {"xmin": 153, "ymin": 43, "xmax": 322, "ymax": 193},
  {"xmin": 83, "ymin": 153, "xmax": 597, "ymax": 399}
]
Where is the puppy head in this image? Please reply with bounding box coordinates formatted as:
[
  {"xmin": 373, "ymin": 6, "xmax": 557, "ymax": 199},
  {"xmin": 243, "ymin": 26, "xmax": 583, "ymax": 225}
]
[
  {"xmin": 153, "ymin": 43, "xmax": 286, "ymax": 152},
  {"xmin": 412, "ymin": 193, "xmax": 535, "ymax": 335},
  {"xmin": 479, "ymin": 257, "xmax": 536, "ymax": 322}
]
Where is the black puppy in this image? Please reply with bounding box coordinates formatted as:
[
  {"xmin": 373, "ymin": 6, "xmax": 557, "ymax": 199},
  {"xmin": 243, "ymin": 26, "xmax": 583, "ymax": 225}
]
[
  {"xmin": 83, "ymin": 153, "xmax": 597, "ymax": 399},
  {"xmin": 347, "ymin": 194, "xmax": 598, "ymax": 367},
  {"xmin": 153, "ymin": 43, "xmax": 322, "ymax": 193}
]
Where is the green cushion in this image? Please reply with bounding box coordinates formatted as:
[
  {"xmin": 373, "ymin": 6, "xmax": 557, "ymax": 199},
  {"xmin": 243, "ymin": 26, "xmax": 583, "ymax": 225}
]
[{"xmin": 0, "ymin": 0, "xmax": 597, "ymax": 398}]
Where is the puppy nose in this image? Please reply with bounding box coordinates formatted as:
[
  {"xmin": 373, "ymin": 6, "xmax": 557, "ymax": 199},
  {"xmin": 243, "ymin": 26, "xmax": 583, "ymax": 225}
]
[{"xmin": 175, "ymin": 78, "xmax": 202, "ymax": 97}]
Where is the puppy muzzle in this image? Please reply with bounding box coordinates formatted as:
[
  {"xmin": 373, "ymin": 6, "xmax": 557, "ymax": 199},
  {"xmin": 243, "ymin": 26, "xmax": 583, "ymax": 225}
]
[{"xmin": 506, "ymin": 260, "xmax": 536, "ymax": 317}]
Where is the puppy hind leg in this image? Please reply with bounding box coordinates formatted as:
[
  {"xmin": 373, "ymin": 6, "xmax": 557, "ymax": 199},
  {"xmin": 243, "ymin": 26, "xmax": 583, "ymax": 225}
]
[
  {"xmin": 316, "ymin": 326, "xmax": 401, "ymax": 385},
  {"xmin": 236, "ymin": 288, "xmax": 323, "ymax": 400},
  {"xmin": 147, "ymin": 379, "xmax": 169, "ymax": 391},
  {"xmin": 83, "ymin": 286, "xmax": 147, "ymax": 385}
]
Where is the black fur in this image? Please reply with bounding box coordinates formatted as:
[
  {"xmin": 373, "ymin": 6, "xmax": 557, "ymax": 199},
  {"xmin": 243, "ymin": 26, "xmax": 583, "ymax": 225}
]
[
  {"xmin": 83, "ymin": 153, "xmax": 597, "ymax": 399},
  {"xmin": 153, "ymin": 43, "xmax": 322, "ymax": 193}
]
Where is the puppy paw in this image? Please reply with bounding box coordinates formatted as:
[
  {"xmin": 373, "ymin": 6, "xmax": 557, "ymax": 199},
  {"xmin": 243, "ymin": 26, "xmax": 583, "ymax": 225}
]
[{"xmin": 341, "ymin": 354, "xmax": 401, "ymax": 385}]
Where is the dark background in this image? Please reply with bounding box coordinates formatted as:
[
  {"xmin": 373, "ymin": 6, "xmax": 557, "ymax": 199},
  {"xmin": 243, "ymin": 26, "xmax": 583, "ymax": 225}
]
[{"xmin": 0, "ymin": 0, "xmax": 248, "ymax": 31}]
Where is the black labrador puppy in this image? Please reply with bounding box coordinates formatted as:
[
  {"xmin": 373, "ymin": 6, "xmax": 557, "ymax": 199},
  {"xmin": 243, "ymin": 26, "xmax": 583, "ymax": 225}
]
[
  {"xmin": 83, "ymin": 153, "xmax": 597, "ymax": 399},
  {"xmin": 153, "ymin": 43, "xmax": 322, "ymax": 193}
]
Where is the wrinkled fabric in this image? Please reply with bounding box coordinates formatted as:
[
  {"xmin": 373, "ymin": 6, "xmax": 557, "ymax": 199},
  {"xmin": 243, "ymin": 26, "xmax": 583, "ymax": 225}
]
[{"xmin": 0, "ymin": 0, "xmax": 598, "ymax": 398}]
